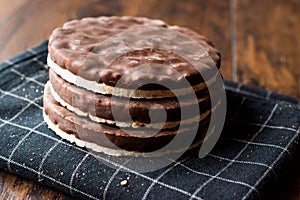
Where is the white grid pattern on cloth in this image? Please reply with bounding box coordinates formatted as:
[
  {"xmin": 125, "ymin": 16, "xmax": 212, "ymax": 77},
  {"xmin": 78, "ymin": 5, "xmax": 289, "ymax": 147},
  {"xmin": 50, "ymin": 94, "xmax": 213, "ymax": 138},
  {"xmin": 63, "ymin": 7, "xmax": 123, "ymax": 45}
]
[
  {"xmin": 32, "ymin": 56, "xmax": 47, "ymax": 67},
  {"xmin": 242, "ymin": 127, "xmax": 300, "ymax": 200},
  {"xmin": 227, "ymin": 137, "xmax": 292, "ymax": 156},
  {"xmin": 1, "ymin": 58, "xmax": 103, "ymax": 200},
  {"xmin": 28, "ymin": 48, "xmax": 49, "ymax": 68},
  {"xmin": 103, "ymin": 158, "xmax": 132, "ymax": 200},
  {"xmin": 232, "ymin": 119, "xmax": 299, "ymax": 133},
  {"xmin": 3, "ymin": 46, "xmax": 44, "ymax": 67},
  {"xmin": 38, "ymin": 139, "xmax": 62, "ymax": 181},
  {"xmin": 4, "ymin": 60, "xmax": 18, "ymax": 67},
  {"xmin": 188, "ymin": 104, "xmax": 278, "ymax": 200},
  {"xmin": 7, "ymin": 121, "xmax": 45, "ymax": 172},
  {"xmin": 170, "ymin": 158, "xmax": 258, "ymax": 193},
  {"xmin": 6, "ymin": 64, "xmax": 97, "ymax": 198},
  {"xmin": 0, "ymin": 111, "xmax": 299, "ymax": 199},
  {"xmin": 0, "ymin": 72, "xmax": 46, "ymax": 100},
  {"xmin": 0, "ymin": 88, "xmax": 297, "ymax": 199},
  {"xmin": 0, "ymin": 88, "xmax": 43, "ymax": 110},
  {"xmin": 69, "ymin": 153, "xmax": 90, "ymax": 195},
  {"xmin": 142, "ymin": 157, "xmax": 190, "ymax": 200},
  {"xmin": 11, "ymin": 69, "xmax": 45, "ymax": 87},
  {"xmin": 0, "ymin": 118, "xmax": 203, "ymax": 199},
  {"xmin": 0, "ymin": 153, "xmax": 99, "ymax": 200},
  {"xmin": 0, "ymin": 66, "xmax": 47, "ymax": 125},
  {"xmin": 0, "ymin": 46, "xmax": 298, "ymax": 200},
  {"xmin": 0, "ymin": 95, "xmax": 43, "ymax": 129},
  {"xmin": 8, "ymin": 98, "xmax": 287, "ymax": 200},
  {"xmin": 207, "ymin": 154, "xmax": 277, "ymax": 179}
]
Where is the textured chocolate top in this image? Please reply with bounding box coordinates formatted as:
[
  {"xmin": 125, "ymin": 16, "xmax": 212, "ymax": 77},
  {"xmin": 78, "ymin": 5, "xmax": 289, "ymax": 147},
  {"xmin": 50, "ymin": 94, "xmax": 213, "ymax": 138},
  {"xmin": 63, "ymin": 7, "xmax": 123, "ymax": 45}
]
[{"xmin": 48, "ymin": 16, "xmax": 221, "ymax": 88}]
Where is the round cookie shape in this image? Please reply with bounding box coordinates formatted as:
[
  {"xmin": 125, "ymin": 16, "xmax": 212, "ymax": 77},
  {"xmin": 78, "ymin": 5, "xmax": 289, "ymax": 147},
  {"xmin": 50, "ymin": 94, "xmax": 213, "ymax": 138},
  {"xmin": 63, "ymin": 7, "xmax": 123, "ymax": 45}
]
[{"xmin": 48, "ymin": 16, "xmax": 221, "ymax": 97}]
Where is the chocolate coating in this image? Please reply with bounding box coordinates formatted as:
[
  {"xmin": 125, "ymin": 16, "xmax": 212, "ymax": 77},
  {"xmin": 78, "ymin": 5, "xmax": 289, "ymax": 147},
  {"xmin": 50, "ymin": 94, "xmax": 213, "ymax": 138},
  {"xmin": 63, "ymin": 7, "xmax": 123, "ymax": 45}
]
[
  {"xmin": 48, "ymin": 16, "xmax": 221, "ymax": 89},
  {"xmin": 49, "ymin": 69, "xmax": 211, "ymax": 124},
  {"xmin": 43, "ymin": 82, "xmax": 210, "ymax": 152}
]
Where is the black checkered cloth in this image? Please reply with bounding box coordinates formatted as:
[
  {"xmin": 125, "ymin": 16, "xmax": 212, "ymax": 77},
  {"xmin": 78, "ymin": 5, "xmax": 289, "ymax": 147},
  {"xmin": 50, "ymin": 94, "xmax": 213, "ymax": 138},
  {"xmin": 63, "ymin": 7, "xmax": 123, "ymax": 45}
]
[{"xmin": 0, "ymin": 41, "xmax": 299, "ymax": 200}]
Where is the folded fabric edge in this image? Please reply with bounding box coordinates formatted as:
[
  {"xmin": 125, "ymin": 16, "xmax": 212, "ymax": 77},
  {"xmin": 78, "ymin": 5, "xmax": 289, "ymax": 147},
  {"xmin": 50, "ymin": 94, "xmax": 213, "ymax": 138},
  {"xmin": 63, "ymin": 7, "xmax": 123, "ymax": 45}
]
[
  {"xmin": 0, "ymin": 41, "xmax": 48, "ymax": 73},
  {"xmin": 224, "ymin": 80, "xmax": 299, "ymax": 105}
]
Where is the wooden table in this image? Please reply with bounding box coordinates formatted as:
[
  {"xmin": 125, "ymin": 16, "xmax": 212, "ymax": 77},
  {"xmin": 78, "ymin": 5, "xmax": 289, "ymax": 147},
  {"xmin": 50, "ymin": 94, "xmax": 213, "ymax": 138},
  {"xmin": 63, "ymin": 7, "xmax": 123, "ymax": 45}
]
[{"xmin": 0, "ymin": 0, "xmax": 299, "ymax": 199}]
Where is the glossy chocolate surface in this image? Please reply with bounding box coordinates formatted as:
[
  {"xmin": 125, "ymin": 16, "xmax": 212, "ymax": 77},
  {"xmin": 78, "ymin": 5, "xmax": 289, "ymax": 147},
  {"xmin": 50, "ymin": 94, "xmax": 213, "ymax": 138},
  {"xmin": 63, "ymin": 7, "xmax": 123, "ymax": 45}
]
[{"xmin": 48, "ymin": 16, "xmax": 221, "ymax": 89}]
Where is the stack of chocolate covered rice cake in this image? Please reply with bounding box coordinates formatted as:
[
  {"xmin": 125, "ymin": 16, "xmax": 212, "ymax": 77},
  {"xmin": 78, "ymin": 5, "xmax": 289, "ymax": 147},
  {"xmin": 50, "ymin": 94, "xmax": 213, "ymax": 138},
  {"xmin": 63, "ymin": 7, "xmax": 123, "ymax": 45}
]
[{"xmin": 43, "ymin": 16, "xmax": 221, "ymax": 156}]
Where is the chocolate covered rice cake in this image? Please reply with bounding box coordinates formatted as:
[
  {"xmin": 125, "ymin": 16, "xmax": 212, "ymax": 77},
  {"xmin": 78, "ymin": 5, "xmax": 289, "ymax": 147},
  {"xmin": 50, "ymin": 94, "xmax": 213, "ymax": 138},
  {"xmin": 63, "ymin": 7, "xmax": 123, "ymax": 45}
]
[{"xmin": 43, "ymin": 16, "xmax": 221, "ymax": 156}]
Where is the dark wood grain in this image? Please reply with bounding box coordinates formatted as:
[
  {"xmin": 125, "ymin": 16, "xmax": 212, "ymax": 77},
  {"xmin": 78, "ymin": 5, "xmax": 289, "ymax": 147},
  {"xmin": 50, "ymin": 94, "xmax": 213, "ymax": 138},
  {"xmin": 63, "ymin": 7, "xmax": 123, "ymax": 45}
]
[
  {"xmin": 0, "ymin": 170, "xmax": 75, "ymax": 200},
  {"xmin": 0, "ymin": 0, "xmax": 232, "ymax": 80},
  {"xmin": 0, "ymin": 0, "xmax": 299, "ymax": 199},
  {"xmin": 235, "ymin": 0, "xmax": 300, "ymax": 99}
]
